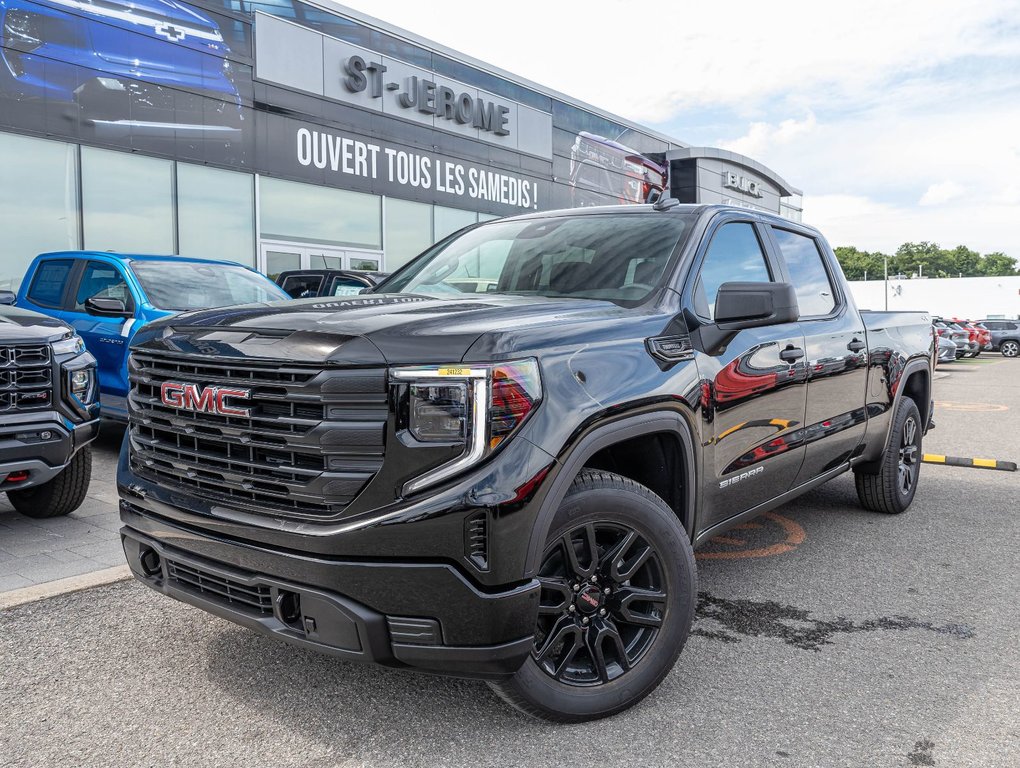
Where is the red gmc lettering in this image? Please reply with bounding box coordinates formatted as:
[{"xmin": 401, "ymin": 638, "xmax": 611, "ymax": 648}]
[{"xmin": 159, "ymin": 382, "xmax": 251, "ymax": 417}]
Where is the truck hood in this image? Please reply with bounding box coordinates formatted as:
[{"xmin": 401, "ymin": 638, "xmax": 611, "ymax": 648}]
[
  {"xmin": 132, "ymin": 293, "xmax": 643, "ymax": 365},
  {"xmin": 0, "ymin": 306, "xmax": 71, "ymax": 343}
]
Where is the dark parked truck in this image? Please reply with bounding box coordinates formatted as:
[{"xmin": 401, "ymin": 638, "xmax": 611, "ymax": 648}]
[
  {"xmin": 118, "ymin": 204, "xmax": 935, "ymax": 721},
  {"xmin": 0, "ymin": 300, "xmax": 99, "ymax": 518}
]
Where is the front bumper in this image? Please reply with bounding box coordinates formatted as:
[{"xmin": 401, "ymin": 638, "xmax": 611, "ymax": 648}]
[
  {"xmin": 0, "ymin": 411, "xmax": 99, "ymax": 489},
  {"xmin": 120, "ymin": 503, "xmax": 539, "ymax": 679}
]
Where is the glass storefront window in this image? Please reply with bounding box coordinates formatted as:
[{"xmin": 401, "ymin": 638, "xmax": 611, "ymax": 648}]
[
  {"xmin": 81, "ymin": 148, "xmax": 174, "ymax": 254},
  {"xmin": 178, "ymin": 164, "xmax": 255, "ymax": 266},
  {"xmin": 0, "ymin": 133, "xmax": 79, "ymax": 291},
  {"xmin": 434, "ymin": 206, "xmax": 477, "ymax": 241},
  {"xmin": 260, "ymin": 177, "xmax": 381, "ymax": 248},
  {"xmin": 384, "ymin": 199, "xmax": 432, "ymax": 271}
]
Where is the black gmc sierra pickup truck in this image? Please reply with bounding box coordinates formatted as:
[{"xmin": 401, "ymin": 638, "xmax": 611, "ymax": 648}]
[
  {"xmin": 118, "ymin": 203, "xmax": 934, "ymax": 721},
  {"xmin": 1, "ymin": 299, "xmax": 99, "ymax": 518}
]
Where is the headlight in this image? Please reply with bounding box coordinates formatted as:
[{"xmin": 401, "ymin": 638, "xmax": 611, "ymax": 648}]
[
  {"xmin": 392, "ymin": 359, "xmax": 542, "ymax": 494},
  {"xmin": 51, "ymin": 334, "xmax": 85, "ymax": 356},
  {"xmin": 67, "ymin": 367, "xmax": 96, "ymax": 405}
]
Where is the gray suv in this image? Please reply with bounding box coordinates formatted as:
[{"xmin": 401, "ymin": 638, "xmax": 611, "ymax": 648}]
[{"xmin": 976, "ymin": 320, "xmax": 1020, "ymax": 358}]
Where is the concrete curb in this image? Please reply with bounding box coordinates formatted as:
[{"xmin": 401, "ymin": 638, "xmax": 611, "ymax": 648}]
[{"xmin": 0, "ymin": 565, "xmax": 132, "ymax": 611}]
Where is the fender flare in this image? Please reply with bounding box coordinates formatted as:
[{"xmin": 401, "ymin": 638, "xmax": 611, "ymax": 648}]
[
  {"xmin": 861, "ymin": 356, "xmax": 932, "ymax": 470},
  {"xmin": 523, "ymin": 410, "xmax": 698, "ymax": 577}
]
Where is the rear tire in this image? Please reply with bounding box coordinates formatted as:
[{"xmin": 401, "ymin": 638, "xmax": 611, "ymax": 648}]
[
  {"xmin": 854, "ymin": 398, "xmax": 922, "ymax": 514},
  {"xmin": 1001, "ymin": 340, "xmax": 1019, "ymax": 358},
  {"xmin": 8, "ymin": 446, "xmax": 92, "ymax": 519},
  {"xmin": 488, "ymin": 469, "xmax": 696, "ymax": 722}
]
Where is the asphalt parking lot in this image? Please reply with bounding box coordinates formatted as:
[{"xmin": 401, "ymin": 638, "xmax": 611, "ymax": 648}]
[{"xmin": 1, "ymin": 356, "xmax": 1017, "ymax": 767}]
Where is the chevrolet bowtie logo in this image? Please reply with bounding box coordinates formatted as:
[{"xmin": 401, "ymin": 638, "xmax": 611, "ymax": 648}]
[{"xmin": 155, "ymin": 22, "xmax": 186, "ymax": 42}]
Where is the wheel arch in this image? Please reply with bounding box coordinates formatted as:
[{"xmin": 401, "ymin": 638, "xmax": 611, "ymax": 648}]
[
  {"xmin": 858, "ymin": 356, "xmax": 932, "ymax": 472},
  {"xmin": 523, "ymin": 411, "xmax": 697, "ymax": 577}
]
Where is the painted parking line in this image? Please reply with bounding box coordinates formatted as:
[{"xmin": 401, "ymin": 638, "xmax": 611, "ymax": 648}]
[
  {"xmin": 922, "ymin": 454, "xmax": 1017, "ymax": 472},
  {"xmin": 935, "ymin": 401, "xmax": 1009, "ymax": 412}
]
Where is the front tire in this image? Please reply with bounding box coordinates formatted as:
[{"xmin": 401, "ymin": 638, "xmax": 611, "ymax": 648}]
[
  {"xmin": 854, "ymin": 398, "xmax": 922, "ymax": 514},
  {"xmin": 8, "ymin": 446, "xmax": 92, "ymax": 519},
  {"xmin": 488, "ymin": 469, "xmax": 696, "ymax": 722},
  {"xmin": 1001, "ymin": 340, "xmax": 1020, "ymax": 358}
]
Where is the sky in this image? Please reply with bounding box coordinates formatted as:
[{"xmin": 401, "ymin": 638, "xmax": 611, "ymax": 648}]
[{"xmin": 333, "ymin": 0, "xmax": 1020, "ymax": 259}]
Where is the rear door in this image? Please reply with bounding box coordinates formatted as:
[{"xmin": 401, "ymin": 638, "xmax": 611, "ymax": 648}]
[
  {"xmin": 688, "ymin": 215, "xmax": 808, "ymax": 528},
  {"xmin": 20, "ymin": 258, "xmax": 77, "ymax": 323},
  {"xmin": 65, "ymin": 260, "xmax": 136, "ymax": 405},
  {"xmin": 765, "ymin": 225, "xmax": 870, "ymax": 485}
]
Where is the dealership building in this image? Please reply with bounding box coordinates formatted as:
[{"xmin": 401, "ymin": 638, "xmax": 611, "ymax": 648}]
[{"xmin": 0, "ymin": 0, "xmax": 802, "ymax": 290}]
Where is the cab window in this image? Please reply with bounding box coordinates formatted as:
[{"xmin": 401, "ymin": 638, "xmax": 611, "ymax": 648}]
[
  {"xmin": 74, "ymin": 262, "xmax": 134, "ymax": 312},
  {"xmin": 694, "ymin": 222, "xmax": 773, "ymax": 320},
  {"xmin": 27, "ymin": 259, "xmax": 73, "ymax": 308},
  {"xmin": 281, "ymin": 274, "xmax": 324, "ymax": 298},
  {"xmin": 771, "ymin": 228, "xmax": 837, "ymax": 317}
]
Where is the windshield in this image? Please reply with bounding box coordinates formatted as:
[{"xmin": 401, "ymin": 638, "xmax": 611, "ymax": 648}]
[
  {"xmin": 131, "ymin": 261, "xmax": 288, "ymax": 311},
  {"xmin": 381, "ymin": 214, "xmax": 692, "ymax": 303}
]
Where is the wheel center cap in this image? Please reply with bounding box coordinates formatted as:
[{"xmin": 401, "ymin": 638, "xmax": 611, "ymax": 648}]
[{"xmin": 575, "ymin": 586, "xmax": 602, "ymax": 614}]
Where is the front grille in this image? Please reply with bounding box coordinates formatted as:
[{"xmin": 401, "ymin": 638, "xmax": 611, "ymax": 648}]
[
  {"xmin": 166, "ymin": 558, "xmax": 273, "ymax": 616},
  {"xmin": 0, "ymin": 344, "xmax": 52, "ymax": 411},
  {"xmin": 128, "ymin": 351, "xmax": 387, "ymax": 520}
]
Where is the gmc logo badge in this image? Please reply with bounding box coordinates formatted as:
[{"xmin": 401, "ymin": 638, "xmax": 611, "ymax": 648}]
[{"xmin": 160, "ymin": 381, "xmax": 252, "ymax": 417}]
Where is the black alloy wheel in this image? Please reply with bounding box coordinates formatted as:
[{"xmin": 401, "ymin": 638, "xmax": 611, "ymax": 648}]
[
  {"xmin": 533, "ymin": 522, "xmax": 665, "ymax": 686},
  {"xmin": 854, "ymin": 396, "xmax": 923, "ymax": 514},
  {"xmin": 488, "ymin": 470, "xmax": 696, "ymax": 722},
  {"xmin": 897, "ymin": 414, "xmax": 920, "ymax": 497}
]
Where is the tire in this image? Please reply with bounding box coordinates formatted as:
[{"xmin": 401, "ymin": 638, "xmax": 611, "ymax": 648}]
[
  {"xmin": 971, "ymin": 349, "xmax": 981, "ymax": 358},
  {"xmin": 8, "ymin": 446, "xmax": 92, "ymax": 519},
  {"xmin": 488, "ymin": 469, "xmax": 696, "ymax": 722},
  {"xmin": 854, "ymin": 398, "xmax": 922, "ymax": 514},
  {"xmin": 1001, "ymin": 340, "xmax": 1020, "ymax": 358}
]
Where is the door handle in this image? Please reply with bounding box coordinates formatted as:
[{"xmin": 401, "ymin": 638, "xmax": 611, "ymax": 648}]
[
  {"xmin": 779, "ymin": 345, "xmax": 804, "ymax": 363},
  {"xmin": 847, "ymin": 338, "xmax": 866, "ymax": 352}
]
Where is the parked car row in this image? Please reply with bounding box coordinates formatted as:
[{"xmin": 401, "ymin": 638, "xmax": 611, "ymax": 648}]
[
  {"xmin": 930, "ymin": 317, "xmax": 1019, "ymax": 362},
  {"xmin": 0, "ymin": 252, "xmax": 380, "ymax": 520}
]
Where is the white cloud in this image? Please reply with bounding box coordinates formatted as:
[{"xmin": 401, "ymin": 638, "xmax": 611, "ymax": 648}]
[
  {"xmin": 327, "ymin": 0, "xmax": 1020, "ymax": 257},
  {"xmin": 720, "ymin": 114, "xmax": 817, "ymax": 160},
  {"xmin": 919, "ymin": 181, "xmax": 965, "ymax": 206}
]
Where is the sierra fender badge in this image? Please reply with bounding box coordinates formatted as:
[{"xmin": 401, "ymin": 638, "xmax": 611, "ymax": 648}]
[{"xmin": 720, "ymin": 465, "xmax": 764, "ymax": 489}]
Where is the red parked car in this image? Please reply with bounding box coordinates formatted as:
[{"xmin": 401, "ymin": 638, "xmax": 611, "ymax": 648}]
[{"xmin": 952, "ymin": 319, "xmax": 990, "ymax": 357}]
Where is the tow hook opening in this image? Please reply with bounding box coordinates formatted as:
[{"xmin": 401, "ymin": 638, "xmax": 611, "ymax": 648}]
[
  {"xmin": 277, "ymin": 590, "xmax": 302, "ymax": 628},
  {"xmin": 139, "ymin": 547, "xmax": 162, "ymax": 577}
]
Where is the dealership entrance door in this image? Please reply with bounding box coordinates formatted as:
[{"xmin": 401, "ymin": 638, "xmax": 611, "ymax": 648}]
[{"xmin": 259, "ymin": 241, "xmax": 383, "ymax": 280}]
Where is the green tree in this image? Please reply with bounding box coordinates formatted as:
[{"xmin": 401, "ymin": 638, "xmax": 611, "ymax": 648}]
[
  {"xmin": 977, "ymin": 252, "xmax": 1019, "ymax": 276},
  {"xmin": 833, "ymin": 246, "xmax": 888, "ymax": 280}
]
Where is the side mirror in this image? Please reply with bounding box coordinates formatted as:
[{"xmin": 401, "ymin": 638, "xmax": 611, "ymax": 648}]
[
  {"xmin": 0, "ymin": 290, "xmax": 15, "ymax": 306},
  {"xmin": 84, "ymin": 296, "xmax": 130, "ymax": 318},
  {"xmin": 714, "ymin": 282, "xmax": 799, "ymax": 330}
]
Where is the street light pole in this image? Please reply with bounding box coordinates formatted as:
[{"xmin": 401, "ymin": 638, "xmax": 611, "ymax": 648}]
[{"xmin": 884, "ymin": 255, "xmax": 888, "ymax": 310}]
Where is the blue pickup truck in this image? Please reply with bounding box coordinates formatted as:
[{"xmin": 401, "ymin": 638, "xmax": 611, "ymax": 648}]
[{"xmin": 16, "ymin": 252, "xmax": 287, "ymax": 420}]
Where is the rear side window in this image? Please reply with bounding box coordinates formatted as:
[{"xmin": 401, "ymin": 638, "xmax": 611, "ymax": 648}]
[
  {"xmin": 281, "ymin": 274, "xmax": 324, "ymax": 298},
  {"xmin": 695, "ymin": 222, "xmax": 773, "ymax": 320},
  {"xmin": 771, "ymin": 228, "xmax": 836, "ymax": 317},
  {"xmin": 27, "ymin": 259, "xmax": 73, "ymax": 308}
]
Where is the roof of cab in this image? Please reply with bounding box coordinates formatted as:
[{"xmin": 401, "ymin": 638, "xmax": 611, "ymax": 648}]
[{"xmin": 34, "ymin": 251, "xmax": 246, "ymax": 267}]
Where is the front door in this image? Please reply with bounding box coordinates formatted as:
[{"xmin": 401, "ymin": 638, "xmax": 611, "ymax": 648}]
[
  {"xmin": 688, "ymin": 218, "xmax": 809, "ymax": 529},
  {"xmin": 259, "ymin": 242, "xmax": 382, "ymax": 281},
  {"xmin": 65, "ymin": 259, "xmax": 135, "ymax": 410}
]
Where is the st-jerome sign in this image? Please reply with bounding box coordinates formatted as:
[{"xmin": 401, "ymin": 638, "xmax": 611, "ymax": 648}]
[{"xmin": 342, "ymin": 55, "xmax": 511, "ymax": 136}]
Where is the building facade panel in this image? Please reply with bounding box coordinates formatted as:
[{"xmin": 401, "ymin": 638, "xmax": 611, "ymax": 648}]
[{"xmin": 0, "ymin": 0, "xmax": 801, "ymax": 290}]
